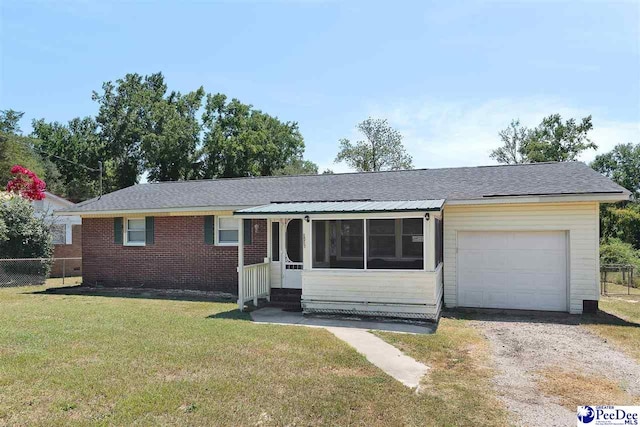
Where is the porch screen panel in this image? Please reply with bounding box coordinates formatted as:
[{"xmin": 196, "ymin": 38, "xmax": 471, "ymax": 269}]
[
  {"xmin": 367, "ymin": 218, "xmax": 423, "ymax": 270},
  {"xmin": 312, "ymin": 220, "xmax": 364, "ymax": 269}
]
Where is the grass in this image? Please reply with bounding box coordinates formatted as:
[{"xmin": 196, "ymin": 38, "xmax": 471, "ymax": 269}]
[
  {"xmin": 0, "ymin": 282, "xmax": 504, "ymax": 426},
  {"xmin": 600, "ymin": 270, "xmax": 640, "ymax": 287},
  {"xmin": 536, "ymin": 367, "xmax": 640, "ymax": 410},
  {"xmin": 584, "ymin": 294, "xmax": 640, "ymax": 362},
  {"xmin": 373, "ymin": 318, "xmax": 509, "ymax": 427},
  {"xmin": 601, "ymin": 282, "xmax": 640, "ymax": 298}
]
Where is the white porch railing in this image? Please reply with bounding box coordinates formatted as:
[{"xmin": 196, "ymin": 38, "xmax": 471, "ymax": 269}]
[{"xmin": 238, "ymin": 261, "xmax": 270, "ymax": 309}]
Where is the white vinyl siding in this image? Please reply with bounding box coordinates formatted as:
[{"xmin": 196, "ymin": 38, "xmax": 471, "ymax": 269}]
[
  {"xmin": 443, "ymin": 202, "xmax": 600, "ymax": 314},
  {"xmin": 301, "ymin": 265, "xmax": 443, "ymax": 320}
]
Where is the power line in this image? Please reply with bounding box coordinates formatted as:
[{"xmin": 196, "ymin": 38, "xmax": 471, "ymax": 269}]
[
  {"xmin": 34, "ymin": 148, "xmax": 103, "ymax": 198},
  {"xmin": 34, "ymin": 149, "xmax": 100, "ymax": 172}
]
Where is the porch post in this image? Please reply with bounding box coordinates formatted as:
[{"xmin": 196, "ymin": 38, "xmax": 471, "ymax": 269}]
[
  {"xmin": 425, "ymin": 213, "xmax": 436, "ymax": 271},
  {"xmin": 265, "ymin": 219, "xmax": 271, "ymax": 302},
  {"xmin": 253, "ymin": 265, "xmax": 258, "ymax": 307},
  {"xmin": 237, "ymin": 220, "xmax": 244, "ymax": 311},
  {"xmin": 302, "ymin": 217, "xmax": 312, "ymax": 271},
  {"xmin": 280, "ymin": 219, "xmax": 286, "ymax": 287}
]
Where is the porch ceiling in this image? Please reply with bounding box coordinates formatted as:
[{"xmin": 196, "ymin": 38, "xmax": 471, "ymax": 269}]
[{"xmin": 234, "ymin": 199, "xmax": 445, "ymax": 216}]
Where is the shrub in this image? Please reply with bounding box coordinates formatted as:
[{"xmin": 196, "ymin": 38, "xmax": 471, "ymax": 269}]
[
  {"xmin": 600, "ymin": 238, "xmax": 640, "ymax": 270},
  {"xmin": 0, "ymin": 196, "xmax": 53, "ymax": 281}
]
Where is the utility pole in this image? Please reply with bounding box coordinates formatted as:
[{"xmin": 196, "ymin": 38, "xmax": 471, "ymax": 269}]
[{"xmin": 98, "ymin": 161, "xmax": 103, "ymax": 199}]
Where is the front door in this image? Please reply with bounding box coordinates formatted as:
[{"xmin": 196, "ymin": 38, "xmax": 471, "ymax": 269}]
[{"xmin": 283, "ymin": 219, "xmax": 303, "ymax": 289}]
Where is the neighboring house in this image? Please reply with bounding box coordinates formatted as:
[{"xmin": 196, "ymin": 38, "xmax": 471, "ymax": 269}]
[
  {"xmin": 33, "ymin": 192, "xmax": 82, "ymax": 277},
  {"xmin": 57, "ymin": 162, "xmax": 630, "ymax": 319}
]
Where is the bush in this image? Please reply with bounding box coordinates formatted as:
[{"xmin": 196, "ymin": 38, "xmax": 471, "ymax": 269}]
[
  {"xmin": 601, "ymin": 203, "xmax": 640, "ymax": 250},
  {"xmin": 0, "ymin": 196, "xmax": 53, "ymax": 280},
  {"xmin": 600, "ymin": 238, "xmax": 640, "ymax": 271}
]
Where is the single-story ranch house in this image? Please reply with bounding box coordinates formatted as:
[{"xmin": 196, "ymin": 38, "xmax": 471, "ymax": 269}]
[{"xmin": 57, "ymin": 162, "xmax": 630, "ymax": 319}]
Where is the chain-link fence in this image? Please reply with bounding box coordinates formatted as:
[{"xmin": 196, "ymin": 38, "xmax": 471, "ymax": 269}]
[
  {"xmin": 601, "ymin": 264, "xmax": 638, "ymax": 296},
  {"xmin": 0, "ymin": 258, "xmax": 82, "ymax": 287}
]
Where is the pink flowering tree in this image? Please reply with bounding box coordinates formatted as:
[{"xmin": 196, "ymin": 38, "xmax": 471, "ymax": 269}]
[
  {"xmin": 1, "ymin": 165, "xmax": 52, "ymax": 281},
  {"xmin": 6, "ymin": 165, "xmax": 46, "ymax": 201}
]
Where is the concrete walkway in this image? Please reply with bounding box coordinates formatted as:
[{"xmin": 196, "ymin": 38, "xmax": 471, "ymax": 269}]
[
  {"xmin": 250, "ymin": 306, "xmax": 436, "ymax": 334},
  {"xmin": 250, "ymin": 307, "xmax": 432, "ymax": 388},
  {"xmin": 327, "ymin": 326, "xmax": 429, "ymax": 388}
]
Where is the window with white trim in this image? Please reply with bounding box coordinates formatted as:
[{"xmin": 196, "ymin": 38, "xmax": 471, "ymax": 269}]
[
  {"xmin": 217, "ymin": 216, "xmax": 239, "ymax": 245},
  {"xmin": 51, "ymin": 224, "xmax": 67, "ymax": 244},
  {"xmin": 125, "ymin": 218, "xmax": 146, "ymax": 246}
]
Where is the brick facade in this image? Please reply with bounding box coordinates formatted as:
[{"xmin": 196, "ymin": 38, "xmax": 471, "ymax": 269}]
[
  {"xmin": 82, "ymin": 216, "xmax": 267, "ymax": 293},
  {"xmin": 51, "ymin": 224, "xmax": 82, "ymax": 277}
]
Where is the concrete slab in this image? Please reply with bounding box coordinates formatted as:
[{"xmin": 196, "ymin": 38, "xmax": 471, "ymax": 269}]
[
  {"xmin": 327, "ymin": 327, "xmax": 429, "ymax": 388},
  {"xmin": 250, "ymin": 307, "xmax": 436, "ymax": 335}
]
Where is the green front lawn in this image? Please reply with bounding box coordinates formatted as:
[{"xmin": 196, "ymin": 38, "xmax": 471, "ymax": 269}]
[
  {"xmin": 0, "ymin": 282, "xmax": 504, "ymax": 426},
  {"xmin": 585, "ymin": 295, "xmax": 640, "ymax": 362}
]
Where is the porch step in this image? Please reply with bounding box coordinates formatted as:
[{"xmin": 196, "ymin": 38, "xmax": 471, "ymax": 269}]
[{"xmin": 269, "ymin": 289, "xmax": 302, "ymax": 311}]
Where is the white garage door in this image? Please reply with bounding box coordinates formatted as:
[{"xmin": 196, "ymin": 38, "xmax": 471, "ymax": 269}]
[{"xmin": 458, "ymin": 231, "xmax": 567, "ymax": 311}]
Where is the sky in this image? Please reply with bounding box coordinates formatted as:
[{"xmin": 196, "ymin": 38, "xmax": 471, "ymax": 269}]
[{"xmin": 1, "ymin": 0, "xmax": 639, "ymax": 174}]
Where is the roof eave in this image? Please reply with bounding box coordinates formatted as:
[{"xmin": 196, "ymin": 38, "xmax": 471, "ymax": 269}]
[
  {"xmin": 234, "ymin": 207, "xmax": 444, "ymax": 216},
  {"xmin": 446, "ymin": 192, "xmax": 630, "ymax": 206},
  {"xmin": 54, "ymin": 205, "xmax": 255, "ymax": 216}
]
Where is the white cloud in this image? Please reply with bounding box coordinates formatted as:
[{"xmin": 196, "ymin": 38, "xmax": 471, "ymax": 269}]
[{"xmin": 365, "ymin": 97, "xmax": 640, "ymax": 169}]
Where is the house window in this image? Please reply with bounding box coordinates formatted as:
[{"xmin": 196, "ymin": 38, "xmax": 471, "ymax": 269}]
[
  {"xmin": 125, "ymin": 218, "xmax": 146, "ymax": 246},
  {"xmin": 312, "ymin": 219, "xmax": 364, "ymax": 269},
  {"xmin": 217, "ymin": 216, "xmax": 239, "ymax": 245},
  {"xmin": 51, "ymin": 224, "xmax": 67, "ymax": 244}
]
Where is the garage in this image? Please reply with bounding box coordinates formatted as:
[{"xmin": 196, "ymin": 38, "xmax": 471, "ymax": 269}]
[{"xmin": 457, "ymin": 231, "xmax": 568, "ymax": 311}]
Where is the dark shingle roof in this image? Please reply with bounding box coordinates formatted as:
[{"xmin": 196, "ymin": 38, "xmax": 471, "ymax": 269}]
[{"xmin": 62, "ymin": 162, "xmax": 630, "ymax": 213}]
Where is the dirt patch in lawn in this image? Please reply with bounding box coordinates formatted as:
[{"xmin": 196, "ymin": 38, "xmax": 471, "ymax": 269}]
[
  {"xmin": 536, "ymin": 367, "xmax": 640, "ymax": 410},
  {"xmin": 464, "ymin": 312, "xmax": 640, "ymax": 427}
]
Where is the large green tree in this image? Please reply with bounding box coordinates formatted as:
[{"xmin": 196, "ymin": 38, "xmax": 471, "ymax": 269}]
[
  {"xmin": 524, "ymin": 114, "xmax": 597, "ymax": 162},
  {"xmin": 591, "ymin": 142, "xmax": 640, "ymax": 251},
  {"xmin": 489, "ymin": 120, "xmax": 529, "ymax": 164},
  {"xmin": 31, "ymin": 117, "xmax": 105, "ymax": 202},
  {"xmin": 201, "ymin": 94, "xmax": 306, "ymax": 178},
  {"xmin": 0, "ymin": 109, "xmax": 24, "ymax": 134},
  {"xmin": 592, "ymin": 143, "xmax": 640, "ymax": 200},
  {"xmin": 142, "ymin": 87, "xmax": 205, "ymax": 181},
  {"xmin": 491, "ymin": 114, "xmax": 598, "ymax": 164},
  {"xmin": 11, "ymin": 72, "xmax": 315, "ymax": 200},
  {"xmin": 0, "ymin": 109, "xmax": 62, "ymax": 192},
  {"xmin": 335, "ymin": 118, "xmax": 413, "ymax": 172},
  {"xmin": 92, "ymin": 72, "xmax": 168, "ymax": 190},
  {"xmin": 274, "ymin": 157, "xmax": 319, "ymax": 176}
]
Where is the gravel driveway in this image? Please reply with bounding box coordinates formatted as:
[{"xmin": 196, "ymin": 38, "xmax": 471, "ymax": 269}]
[{"xmin": 463, "ymin": 312, "xmax": 640, "ymax": 427}]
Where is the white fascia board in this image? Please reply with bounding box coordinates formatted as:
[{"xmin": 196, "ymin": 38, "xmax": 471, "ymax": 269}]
[
  {"xmin": 54, "ymin": 205, "xmax": 254, "ymax": 216},
  {"xmin": 446, "ymin": 193, "xmax": 630, "ymax": 206}
]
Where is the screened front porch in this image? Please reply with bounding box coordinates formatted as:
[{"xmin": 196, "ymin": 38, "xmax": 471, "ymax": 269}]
[{"xmin": 235, "ymin": 200, "xmax": 445, "ymax": 320}]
